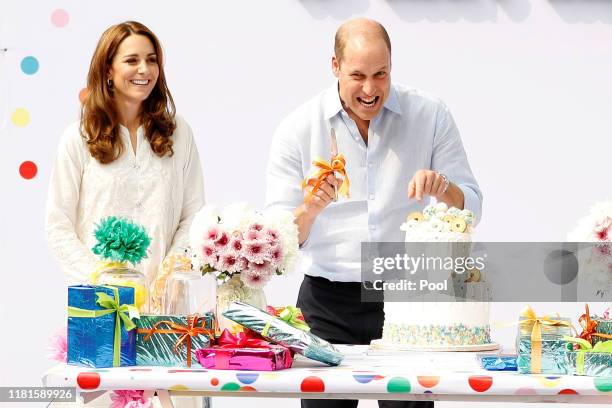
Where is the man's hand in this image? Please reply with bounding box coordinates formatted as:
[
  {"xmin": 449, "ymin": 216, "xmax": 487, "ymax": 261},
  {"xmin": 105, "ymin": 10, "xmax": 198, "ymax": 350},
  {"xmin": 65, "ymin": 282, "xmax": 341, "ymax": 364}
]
[
  {"xmin": 407, "ymin": 169, "xmax": 447, "ymax": 201},
  {"xmin": 407, "ymin": 169, "xmax": 465, "ymax": 210},
  {"xmin": 294, "ymin": 174, "xmax": 342, "ymax": 245}
]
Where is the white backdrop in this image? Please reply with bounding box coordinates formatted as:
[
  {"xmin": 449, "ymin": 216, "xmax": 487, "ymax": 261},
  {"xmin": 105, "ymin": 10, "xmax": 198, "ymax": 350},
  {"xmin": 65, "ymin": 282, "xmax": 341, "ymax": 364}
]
[{"xmin": 1, "ymin": 1, "xmax": 611, "ymax": 407}]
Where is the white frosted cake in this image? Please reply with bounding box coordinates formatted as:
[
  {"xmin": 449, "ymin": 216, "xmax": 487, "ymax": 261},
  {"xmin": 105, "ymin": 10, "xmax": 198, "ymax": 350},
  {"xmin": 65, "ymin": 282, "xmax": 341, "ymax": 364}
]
[{"xmin": 376, "ymin": 203, "xmax": 493, "ymax": 349}]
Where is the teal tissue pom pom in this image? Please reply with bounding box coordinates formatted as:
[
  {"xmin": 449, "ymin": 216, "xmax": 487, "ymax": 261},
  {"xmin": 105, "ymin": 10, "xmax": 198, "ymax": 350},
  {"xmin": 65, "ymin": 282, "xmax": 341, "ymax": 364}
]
[{"xmin": 92, "ymin": 216, "xmax": 151, "ymax": 265}]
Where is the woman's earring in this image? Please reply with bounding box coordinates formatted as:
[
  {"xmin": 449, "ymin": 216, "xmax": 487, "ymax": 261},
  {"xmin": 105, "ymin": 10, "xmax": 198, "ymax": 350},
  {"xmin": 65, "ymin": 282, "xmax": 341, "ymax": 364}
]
[{"xmin": 107, "ymin": 78, "xmax": 113, "ymax": 89}]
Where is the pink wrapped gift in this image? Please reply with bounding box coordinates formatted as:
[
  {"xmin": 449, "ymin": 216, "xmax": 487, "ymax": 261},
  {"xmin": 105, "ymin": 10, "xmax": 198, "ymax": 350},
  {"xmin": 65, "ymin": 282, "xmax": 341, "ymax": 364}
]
[{"xmin": 195, "ymin": 330, "xmax": 293, "ymax": 371}]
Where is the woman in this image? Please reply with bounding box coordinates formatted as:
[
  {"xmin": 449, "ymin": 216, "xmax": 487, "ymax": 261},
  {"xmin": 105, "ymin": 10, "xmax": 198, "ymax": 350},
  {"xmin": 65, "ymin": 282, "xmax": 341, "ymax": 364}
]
[{"xmin": 46, "ymin": 21, "xmax": 204, "ymax": 291}]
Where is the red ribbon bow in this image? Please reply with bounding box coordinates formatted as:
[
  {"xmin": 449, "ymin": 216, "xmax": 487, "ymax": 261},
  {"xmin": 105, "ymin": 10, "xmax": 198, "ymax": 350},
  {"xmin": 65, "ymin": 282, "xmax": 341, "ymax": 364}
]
[
  {"xmin": 217, "ymin": 329, "xmax": 271, "ymax": 349},
  {"xmin": 579, "ymin": 304, "xmax": 612, "ymax": 344},
  {"xmin": 139, "ymin": 315, "xmax": 214, "ymax": 367}
]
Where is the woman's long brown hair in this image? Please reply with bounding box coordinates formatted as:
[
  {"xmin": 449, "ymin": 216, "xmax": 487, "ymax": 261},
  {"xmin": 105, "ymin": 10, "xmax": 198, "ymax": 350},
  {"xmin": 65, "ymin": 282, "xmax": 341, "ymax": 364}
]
[{"xmin": 81, "ymin": 21, "xmax": 176, "ymax": 164}]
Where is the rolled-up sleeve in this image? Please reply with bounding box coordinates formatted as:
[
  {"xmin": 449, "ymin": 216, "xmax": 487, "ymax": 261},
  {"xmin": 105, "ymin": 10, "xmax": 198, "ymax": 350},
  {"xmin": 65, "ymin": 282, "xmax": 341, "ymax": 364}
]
[{"xmin": 265, "ymin": 119, "xmax": 305, "ymax": 212}]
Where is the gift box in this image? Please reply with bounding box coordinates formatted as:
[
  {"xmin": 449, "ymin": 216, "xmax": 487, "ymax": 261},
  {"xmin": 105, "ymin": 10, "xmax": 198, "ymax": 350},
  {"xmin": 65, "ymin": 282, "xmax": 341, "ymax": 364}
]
[
  {"xmin": 195, "ymin": 329, "xmax": 293, "ymax": 371},
  {"xmin": 579, "ymin": 305, "xmax": 612, "ymax": 346},
  {"xmin": 222, "ymin": 302, "xmax": 343, "ymax": 366},
  {"xmin": 516, "ymin": 306, "xmax": 572, "ymax": 374},
  {"xmin": 136, "ymin": 313, "xmax": 214, "ymax": 367},
  {"xmin": 565, "ymin": 337, "xmax": 612, "ymax": 377},
  {"xmin": 67, "ymin": 285, "xmax": 139, "ymax": 368}
]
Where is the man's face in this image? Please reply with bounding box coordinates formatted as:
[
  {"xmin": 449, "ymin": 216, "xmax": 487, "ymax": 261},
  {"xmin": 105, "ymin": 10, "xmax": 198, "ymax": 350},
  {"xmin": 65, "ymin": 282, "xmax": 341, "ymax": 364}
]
[{"xmin": 333, "ymin": 37, "xmax": 391, "ymax": 122}]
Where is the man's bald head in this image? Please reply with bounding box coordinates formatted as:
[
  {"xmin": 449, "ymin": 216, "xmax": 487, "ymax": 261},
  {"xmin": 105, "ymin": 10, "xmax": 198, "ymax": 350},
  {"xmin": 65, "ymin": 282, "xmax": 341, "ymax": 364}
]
[{"xmin": 334, "ymin": 18, "xmax": 391, "ymax": 65}]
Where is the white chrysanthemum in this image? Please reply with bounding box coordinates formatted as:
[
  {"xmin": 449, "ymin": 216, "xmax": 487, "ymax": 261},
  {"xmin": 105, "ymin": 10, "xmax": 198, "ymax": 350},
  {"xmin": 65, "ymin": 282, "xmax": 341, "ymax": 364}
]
[
  {"xmin": 264, "ymin": 208, "xmax": 299, "ymax": 274},
  {"xmin": 189, "ymin": 205, "xmax": 220, "ymax": 257},
  {"xmin": 568, "ymin": 201, "xmax": 612, "ymax": 242}
]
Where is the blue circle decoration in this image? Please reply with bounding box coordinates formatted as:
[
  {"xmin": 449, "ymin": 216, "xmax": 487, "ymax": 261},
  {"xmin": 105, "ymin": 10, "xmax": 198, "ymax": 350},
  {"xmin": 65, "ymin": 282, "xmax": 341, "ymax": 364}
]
[
  {"xmin": 21, "ymin": 56, "xmax": 39, "ymax": 75},
  {"xmin": 354, "ymin": 374, "xmax": 376, "ymax": 384},
  {"xmin": 236, "ymin": 372, "xmax": 259, "ymax": 384}
]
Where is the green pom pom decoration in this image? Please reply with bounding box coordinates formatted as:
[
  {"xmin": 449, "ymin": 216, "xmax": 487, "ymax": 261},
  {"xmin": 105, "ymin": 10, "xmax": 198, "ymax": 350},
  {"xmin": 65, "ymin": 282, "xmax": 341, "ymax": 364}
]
[{"xmin": 92, "ymin": 216, "xmax": 151, "ymax": 265}]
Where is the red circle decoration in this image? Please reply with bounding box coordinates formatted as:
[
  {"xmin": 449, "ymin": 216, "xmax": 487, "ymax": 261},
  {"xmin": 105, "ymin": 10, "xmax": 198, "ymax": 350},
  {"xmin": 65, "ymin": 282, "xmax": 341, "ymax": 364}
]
[
  {"xmin": 239, "ymin": 386, "xmax": 257, "ymax": 392},
  {"xmin": 468, "ymin": 375, "xmax": 493, "ymax": 393},
  {"xmin": 211, "ymin": 378, "xmax": 219, "ymax": 386},
  {"xmin": 300, "ymin": 376, "xmax": 325, "ymax": 392},
  {"xmin": 76, "ymin": 372, "xmax": 101, "ymax": 390},
  {"xmin": 558, "ymin": 389, "xmax": 578, "ymax": 395},
  {"xmin": 19, "ymin": 161, "xmax": 38, "ymax": 179},
  {"xmin": 417, "ymin": 376, "xmax": 440, "ymax": 388}
]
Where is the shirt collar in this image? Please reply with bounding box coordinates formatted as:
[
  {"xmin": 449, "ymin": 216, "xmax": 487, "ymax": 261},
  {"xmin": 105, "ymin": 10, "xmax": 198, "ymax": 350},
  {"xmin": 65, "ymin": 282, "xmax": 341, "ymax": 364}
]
[{"xmin": 322, "ymin": 82, "xmax": 403, "ymax": 120}]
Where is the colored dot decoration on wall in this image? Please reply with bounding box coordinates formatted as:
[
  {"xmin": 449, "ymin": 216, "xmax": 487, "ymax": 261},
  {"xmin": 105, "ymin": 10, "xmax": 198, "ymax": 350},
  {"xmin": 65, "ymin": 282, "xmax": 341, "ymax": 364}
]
[
  {"xmin": 417, "ymin": 376, "xmax": 440, "ymax": 388},
  {"xmin": 79, "ymin": 87, "xmax": 89, "ymax": 104},
  {"xmin": 557, "ymin": 388, "xmax": 579, "ymax": 395},
  {"xmin": 20, "ymin": 56, "xmax": 39, "ymax": 75},
  {"xmin": 19, "ymin": 161, "xmax": 37, "ymax": 180},
  {"xmin": 51, "ymin": 9, "xmax": 69, "ymax": 28},
  {"xmin": 236, "ymin": 372, "xmax": 259, "ymax": 384},
  {"xmin": 11, "ymin": 108, "xmax": 30, "ymax": 127}
]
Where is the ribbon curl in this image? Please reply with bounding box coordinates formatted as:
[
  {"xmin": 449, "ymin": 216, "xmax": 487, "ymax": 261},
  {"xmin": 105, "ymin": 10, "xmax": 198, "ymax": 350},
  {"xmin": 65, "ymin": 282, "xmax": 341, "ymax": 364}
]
[
  {"xmin": 578, "ymin": 304, "xmax": 612, "ymax": 344},
  {"xmin": 519, "ymin": 305, "xmax": 571, "ymax": 374},
  {"xmin": 302, "ymin": 155, "xmax": 350, "ymax": 200},
  {"xmin": 67, "ymin": 286, "xmax": 140, "ymax": 367},
  {"xmin": 139, "ymin": 315, "xmax": 214, "ymax": 367}
]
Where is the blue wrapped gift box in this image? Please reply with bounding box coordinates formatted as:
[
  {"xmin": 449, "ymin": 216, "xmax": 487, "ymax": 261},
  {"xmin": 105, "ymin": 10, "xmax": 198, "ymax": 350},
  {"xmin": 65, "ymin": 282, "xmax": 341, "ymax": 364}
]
[{"xmin": 67, "ymin": 285, "xmax": 137, "ymax": 368}]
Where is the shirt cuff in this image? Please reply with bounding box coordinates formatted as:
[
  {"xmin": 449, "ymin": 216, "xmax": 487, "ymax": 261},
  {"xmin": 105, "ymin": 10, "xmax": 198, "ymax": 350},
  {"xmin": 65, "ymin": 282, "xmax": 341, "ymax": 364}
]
[{"xmin": 457, "ymin": 184, "xmax": 482, "ymax": 225}]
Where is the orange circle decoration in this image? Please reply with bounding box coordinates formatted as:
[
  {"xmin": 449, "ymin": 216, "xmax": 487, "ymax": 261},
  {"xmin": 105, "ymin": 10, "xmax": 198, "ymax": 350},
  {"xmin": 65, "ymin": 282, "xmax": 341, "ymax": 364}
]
[
  {"xmin": 468, "ymin": 375, "xmax": 493, "ymax": 393},
  {"xmin": 210, "ymin": 378, "xmax": 219, "ymax": 386},
  {"xmin": 417, "ymin": 376, "xmax": 440, "ymax": 388},
  {"xmin": 79, "ymin": 87, "xmax": 89, "ymax": 104},
  {"xmin": 300, "ymin": 376, "xmax": 325, "ymax": 392}
]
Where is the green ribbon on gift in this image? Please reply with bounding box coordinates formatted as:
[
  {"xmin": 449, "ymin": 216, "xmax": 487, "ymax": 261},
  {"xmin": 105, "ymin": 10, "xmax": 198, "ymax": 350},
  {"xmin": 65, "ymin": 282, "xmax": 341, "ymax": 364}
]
[
  {"xmin": 262, "ymin": 306, "xmax": 310, "ymax": 337},
  {"xmin": 67, "ymin": 286, "xmax": 140, "ymax": 367},
  {"xmin": 278, "ymin": 306, "xmax": 310, "ymax": 332},
  {"xmin": 564, "ymin": 336, "xmax": 612, "ymax": 375}
]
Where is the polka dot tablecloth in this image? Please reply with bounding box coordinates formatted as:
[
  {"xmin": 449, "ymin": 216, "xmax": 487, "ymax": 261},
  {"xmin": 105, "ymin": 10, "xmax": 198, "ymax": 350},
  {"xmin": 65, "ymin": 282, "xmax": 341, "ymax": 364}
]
[{"xmin": 42, "ymin": 346, "xmax": 612, "ymax": 403}]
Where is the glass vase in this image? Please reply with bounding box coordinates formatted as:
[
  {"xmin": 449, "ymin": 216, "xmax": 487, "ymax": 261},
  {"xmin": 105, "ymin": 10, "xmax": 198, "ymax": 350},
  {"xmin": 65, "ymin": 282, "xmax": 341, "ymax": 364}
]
[
  {"xmin": 96, "ymin": 264, "xmax": 149, "ymax": 313},
  {"xmin": 216, "ymin": 274, "xmax": 267, "ymax": 333}
]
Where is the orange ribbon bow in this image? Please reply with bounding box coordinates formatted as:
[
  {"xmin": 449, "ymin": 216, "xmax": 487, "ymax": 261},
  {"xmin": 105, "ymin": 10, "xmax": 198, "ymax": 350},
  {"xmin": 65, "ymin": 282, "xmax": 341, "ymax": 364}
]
[
  {"xmin": 302, "ymin": 155, "xmax": 350, "ymax": 200},
  {"xmin": 139, "ymin": 315, "xmax": 214, "ymax": 367},
  {"xmin": 579, "ymin": 304, "xmax": 612, "ymax": 344},
  {"xmin": 519, "ymin": 305, "xmax": 571, "ymax": 374}
]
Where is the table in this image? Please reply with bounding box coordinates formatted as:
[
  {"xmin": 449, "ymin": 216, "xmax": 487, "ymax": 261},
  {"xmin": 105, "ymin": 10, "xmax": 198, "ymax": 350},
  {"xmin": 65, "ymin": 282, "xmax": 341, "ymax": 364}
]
[{"xmin": 42, "ymin": 346, "xmax": 612, "ymax": 406}]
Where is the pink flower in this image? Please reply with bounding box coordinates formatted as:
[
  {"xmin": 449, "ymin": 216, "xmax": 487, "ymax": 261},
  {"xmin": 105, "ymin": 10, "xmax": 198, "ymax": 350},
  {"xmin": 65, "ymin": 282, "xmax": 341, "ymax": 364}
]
[
  {"xmin": 264, "ymin": 228, "xmax": 279, "ymax": 244},
  {"xmin": 205, "ymin": 227, "xmax": 221, "ymax": 241},
  {"xmin": 228, "ymin": 235, "xmax": 244, "ymax": 253},
  {"xmin": 244, "ymin": 240, "xmax": 270, "ymax": 264},
  {"xmin": 269, "ymin": 244, "xmax": 283, "ymax": 267},
  {"xmin": 245, "ymin": 229, "xmax": 263, "ymax": 241},
  {"xmin": 219, "ymin": 253, "xmax": 245, "ymax": 273},
  {"xmin": 214, "ymin": 231, "xmax": 230, "ymax": 248},
  {"xmin": 249, "ymin": 223, "xmax": 264, "ymax": 232},
  {"xmin": 47, "ymin": 326, "xmax": 67, "ymax": 363},
  {"xmin": 200, "ymin": 242, "xmax": 217, "ymax": 265},
  {"xmin": 250, "ymin": 260, "xmax": 274, "ymax": 276},
  {"xmin": 110, "ymin": 390, "xmax": 151, "ymax": 408},
  {"xmin": 241, "ymin": 268, "xmax": 271, "ymax": 288}
]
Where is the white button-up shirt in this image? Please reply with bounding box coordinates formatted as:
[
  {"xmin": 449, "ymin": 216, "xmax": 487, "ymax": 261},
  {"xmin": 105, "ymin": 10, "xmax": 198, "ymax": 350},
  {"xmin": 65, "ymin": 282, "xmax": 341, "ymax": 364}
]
[{"xmin": 266, "ymin": 83, "xmax": 482, "ymax": 282}]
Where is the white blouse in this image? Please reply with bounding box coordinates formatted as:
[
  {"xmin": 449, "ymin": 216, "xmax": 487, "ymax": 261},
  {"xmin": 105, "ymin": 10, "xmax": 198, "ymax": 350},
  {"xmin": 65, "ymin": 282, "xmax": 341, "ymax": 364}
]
[{"xmin": 45, "ymin": 116, "xmax": 205, "ymax": 286}]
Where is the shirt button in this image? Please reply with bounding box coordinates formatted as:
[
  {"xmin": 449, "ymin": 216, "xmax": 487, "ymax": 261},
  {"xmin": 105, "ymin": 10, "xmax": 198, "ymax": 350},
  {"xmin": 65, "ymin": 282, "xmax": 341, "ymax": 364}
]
[
  {"xmin": 136, "ymin": 202, "xmax": 142, "ymax": 208},
  {"xmin": 132, "ymin": 163, "xmax": 140, "ymax": 170},
  {"xmin": 369, "ymin": 194, "xmax": 375, "ymax": 200}
]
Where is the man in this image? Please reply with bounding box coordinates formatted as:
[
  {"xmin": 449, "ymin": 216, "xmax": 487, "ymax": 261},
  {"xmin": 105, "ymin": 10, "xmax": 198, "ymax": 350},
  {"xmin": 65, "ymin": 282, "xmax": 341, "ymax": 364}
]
[{"xmin": 266, "ymin": 18, "xmax": 482, "ymax": 408}]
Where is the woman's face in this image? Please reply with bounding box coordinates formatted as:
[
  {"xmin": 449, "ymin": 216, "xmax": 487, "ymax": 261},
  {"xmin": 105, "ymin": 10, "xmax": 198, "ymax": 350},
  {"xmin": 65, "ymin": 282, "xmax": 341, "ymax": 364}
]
[{"xmin": 108, "ymin": 34, "xmax": 159, "ymax": 108}]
